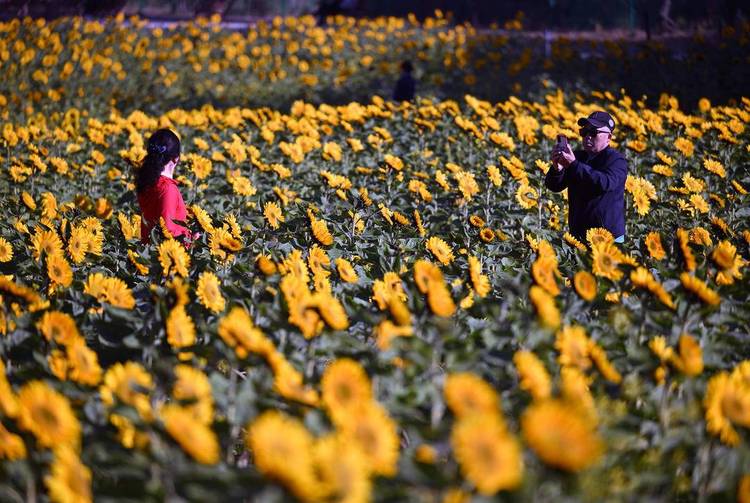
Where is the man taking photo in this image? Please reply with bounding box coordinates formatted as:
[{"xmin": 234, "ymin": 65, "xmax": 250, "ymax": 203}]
[{"xmin": 545, "ymin": 111, "xmax": 628, "ymax": 243}]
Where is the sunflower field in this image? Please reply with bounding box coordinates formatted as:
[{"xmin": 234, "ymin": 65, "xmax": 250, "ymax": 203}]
[{"xmin": 1, "ymin": 12, "xmax": 750, "ymax": 503}]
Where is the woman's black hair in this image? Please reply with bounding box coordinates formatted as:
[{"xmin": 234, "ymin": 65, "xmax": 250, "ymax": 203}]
[{"xmin": 136, "ymin": 128, "xmax": 181, "ymax": 193}]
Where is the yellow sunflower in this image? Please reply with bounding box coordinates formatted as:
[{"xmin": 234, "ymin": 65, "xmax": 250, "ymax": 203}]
[
  {"xmin": 479, "ymin": 228, "xmax": 495, "ymax": 243},
  {"xmin": 158, "ymin": 239, "xmax": 191, "ymax": 277},
  {"xmin": 573, "ymin": 270, "xmax": 597, "ymax": 301},
  {"xmin": 66, "ymin": 342, "xmax": 102, "ymax": 386},
  {"xmin": 426, "ymin": 236, "xmax": 454, "ymax": 265},
  {"xmin": 469, "ymin": 215, "xmax": 485, "ymax": 228},
  {"xmin": 217, "ymin": 307, "xmax": 274, "ymax": 359},
  {"xmin": 196, "ymin": 271, "xmax": 225, "ymax": 313},
  {"xmin": 468, "ymin": 256, "xmax": 490, "ymax": 297},
  {"xmin": 45, "ymin": 446, "xmax": 92, "ymax": 503},
  {"xmin": 680, "ymin": 272, "xmax": 721, "ymax": 306},
  {"xmin": 555, "ymin": 325, "xmax": 593, "ymax": 370},
  {"xmin": 166, "ymin": 305, "xmax": 196, "ymax": 349},
  {"xmin": 17, "ymin": 381, "xmax": 81, "ymax": 448},
  {"xmin": 172, "ymin": 365, "xmax": 214, "ymax": 425},
  {"xmin": 529, "ymin": 285, "xmax": 560, "ymax": 330},
  {"xmin": 313, "ymin": 433, "xmax": 372, "ymax": 503},
  {"xmin": 521, "ymin": 399, "xmax": 603, "ymax": 472},
  {"xmin": 264, "ymin": 201, "xmax": 285, "ymax": 229},
  {"xmin": 513, "ymin": 350, "xmax": 551, "ymax": 400},
  {"xmin": 337, "ymin": 402, "xmax": 400, "ymax": 477},
  {"xmin": 160, "ymin": 404, "xmax": 219, "ymax": 464},
  {"xmin": 246, "ymin": 410, "xmax": 323, "ymax": 502},
  {"xmin": 704, "ymin": 367, "xmax": 750, "ymax": 446},
  {"xmin": 0, "ymin": 237, "xmax": 13, "ymax": 262},
  {"xmin": 47, "ymin": 253, "xmax": 73, "ymax": 287},
  {"xmin": 712, "ymin": 240, "xmax": 746, "ymax": 285},
  {"xmin": 444, "ymin": 372, "xmax": 500, "ymax": 419},
  {"xmin": 0, "ymin": 422, "xmax": 26, "ymax": 460},
  {"xmin": 321, "ymin": 358, "xmax": 372, "ymax": 425},
  {"xmin": 335, "ymin": 257, "xmax": 359, "ymax": 283},
  {"xmin": 307, "ymin": 245, "xmax": 330, "ymax": 276},
  {"xmin": 256, "ymin": 254, "xmax": 278, "ymax": 276},
  {"xmin": 531, "ymin": 256, "xmax": 559, "ymax": 296},
  {"xmin": 644, "ymin": 231, "xmax": 666, "ymax": 260},
  {"xmin": 586, "ymin": 228, "xmax": 614, "ymax": 248},
  {"xmin": 37, "ymin": 311, "xmax": 81, "ymax": 346},
  {"xmin": 591, "ymin": 242, "xmax": 623, "ymax": 281},
  {"xmin": 451, "ymin": 414, "xmax": 523, "ymax": 495},
  {"xmin": 31, "ymin": 227, "xmax": 63, "ymax": 261},
  {"xmin": 100, "ymin": 362, "xmax": 153, "ymax": 420},
  {"xmin": 67, "ymin": 227, "xmax": 89, "ymax": 264}
]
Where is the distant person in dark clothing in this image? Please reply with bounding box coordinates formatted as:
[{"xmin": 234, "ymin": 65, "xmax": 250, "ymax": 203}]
[
  {"xmin": 546, "ymin": 111, "xmax": 628, "ymax": 243},
  {"xmin": 392, "ymin": 61, "xmax": 415, "ymax": 102}
]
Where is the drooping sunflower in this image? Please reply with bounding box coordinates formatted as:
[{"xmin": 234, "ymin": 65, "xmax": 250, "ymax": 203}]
[
  {"xmin": 246, "ymin": 410, "xmax": 323, "ymax": 502},
  {"xmin": 374, "ymin": 319, "xmax": 413, "ymax": 350},
  {"xmin": 321, "ymin": 358, "xmax": 372, "ymax": 424},
  {"xmin": 17, "ymin": 381, "xmax": 81, "ymax": 448},
  {"xmin": 680, "ymin": 272, "xmax": 721, "ymax": 306},
  {"xmin": 45, "ymin": 446, "xmax": 92, "ymax": 503},
  {"xmin": 529, "ymin": 285, "xmax": 560, "ymax": 330},
  {"xmin": 217, "ymin": 307, "xmax": 274, "ymax": 359},
  {"xmin": 521, "ymin": 399, "xmax": 603, "ymax": 472},
  {"xmin": 515, "ymin": 182, "xmax": 538, "ymax": 209},
  {"xmin": 513, "ymin": 350, "xmax": 551, "ymax": 401},
  {"xmin": 444, "ymin": 372, "xmax": 500, "ymax": 419},
  {"xmin": 196, "ymin": 271, "xmax": 225, "ymax": 313},
  {"xmin": 573, "ymin": 270, "xmax": 597, "ymax": 301},
  {"xmin": 451, "ymin": 413, "xmax": 523, "ymax": 495},
  {"xmin": 468, "ymin": 256, "xmax": 490, "ymax": 297},
  {"xmin": 166, "ymin": 305, "xmax": 196, "ymax": 349},
  {"xmin": 47, "ymin": 253, "xmax": 73, "ymax": 287},
  {"xmin": 0, "ymin": 237, "xmax": 13, "ymax": 262},
  {"xmin": 160, "ymin": 404, "xmax": 219, "ymax": 465},
  {"xmin": 426, "ymin": 236, "xmax": 454, "ymax": 266},
  {"xmin": 563, "ymin": 232, "xmax": 587, "ymax": 252},
  {"xmin": 337, "ymin": 402, "xmax": 400, "ymax": 477},
  {"xmin": 263, "ymin": 201, "xmax": 285, "ymax": 230},
  {"xmin": 712, "ymin": 240, "xmax": 746, "ymax": 285},
  {"xmin": 256, "ymin": 254, "xmax": 278, "ymax": 276}
]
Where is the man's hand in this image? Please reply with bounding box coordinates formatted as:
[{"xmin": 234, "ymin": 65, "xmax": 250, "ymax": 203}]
[{"xmin": 552, "ymin": 143, "xmax": 575, "ymax": 170}]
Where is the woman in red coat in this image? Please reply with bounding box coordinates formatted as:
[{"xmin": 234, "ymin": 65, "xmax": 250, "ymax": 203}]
[{"xmin": 136, "ymin": 129, "xmax": 198, "ymax": 244}]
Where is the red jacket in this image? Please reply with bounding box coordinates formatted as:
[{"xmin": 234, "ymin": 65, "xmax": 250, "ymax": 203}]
[{"xmin": 138, "ymin": 176, "xmax": 192, "ymax": 242}]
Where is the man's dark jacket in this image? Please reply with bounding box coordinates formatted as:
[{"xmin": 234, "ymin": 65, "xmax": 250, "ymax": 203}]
[{"xmin": 544, "ymin": 146, "xmax": 628, "ymax": 240}]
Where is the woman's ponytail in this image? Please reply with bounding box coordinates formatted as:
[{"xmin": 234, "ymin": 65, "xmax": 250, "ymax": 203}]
[{"xmin": 135, "ymin": 128, "xmax": 181, "ymax": 193}]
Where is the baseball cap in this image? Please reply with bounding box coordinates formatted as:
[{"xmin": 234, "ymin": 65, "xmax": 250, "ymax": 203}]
[{"xmin": 577, "ymin": 111, "xmax": 616, "ymax": 133}]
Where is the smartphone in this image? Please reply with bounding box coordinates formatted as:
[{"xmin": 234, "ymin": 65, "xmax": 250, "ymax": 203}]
[{"xmin": 556, "ymin": 134, "xmax": 568, "ymax": 149}]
